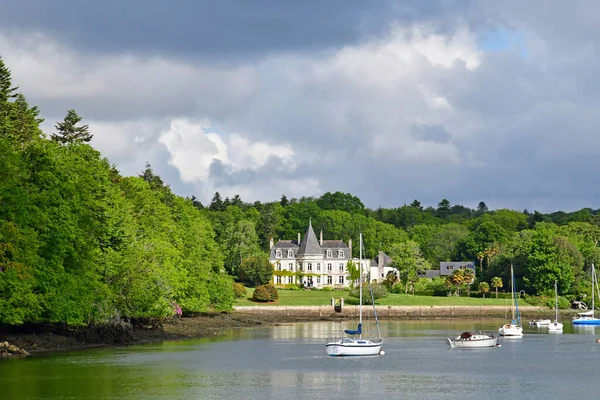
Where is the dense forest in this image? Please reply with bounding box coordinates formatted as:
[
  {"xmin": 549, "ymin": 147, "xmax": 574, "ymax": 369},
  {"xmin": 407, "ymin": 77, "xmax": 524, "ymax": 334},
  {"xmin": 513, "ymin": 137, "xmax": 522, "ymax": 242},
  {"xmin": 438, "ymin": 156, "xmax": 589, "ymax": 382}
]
[{"xmin": 1, "ymin": 55, "xmax": 600, "ymax": 327}]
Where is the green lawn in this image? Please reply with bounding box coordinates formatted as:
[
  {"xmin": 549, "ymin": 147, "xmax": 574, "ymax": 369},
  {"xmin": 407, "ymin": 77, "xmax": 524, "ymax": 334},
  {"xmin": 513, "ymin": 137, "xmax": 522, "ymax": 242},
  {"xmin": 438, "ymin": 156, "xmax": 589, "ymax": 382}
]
[{"xmin": 235, "ymin": 288, "xmax": 519, "ymax": 307}]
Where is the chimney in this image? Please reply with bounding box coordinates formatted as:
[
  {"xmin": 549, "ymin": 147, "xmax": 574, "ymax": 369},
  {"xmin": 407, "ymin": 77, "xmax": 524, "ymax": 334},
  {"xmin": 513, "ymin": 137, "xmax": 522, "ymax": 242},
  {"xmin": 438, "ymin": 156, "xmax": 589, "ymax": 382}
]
[
  {"xmin": 298, "ymin": 232, "xmax": 301, "ymax": 243},
  {"xmin": 320, "ymin": 230, "xmax": 323, "ymax": 245},
  {"xmin": 378, "ymin": 251, "xmax": 384, "ymax": 269},
  {"xmin": 269, "ymin": 237, "xmax": 274, "ymax": 249},
  {"xmin": 348, "ymin": 239, "xmax": 352, "ymax": 257}
]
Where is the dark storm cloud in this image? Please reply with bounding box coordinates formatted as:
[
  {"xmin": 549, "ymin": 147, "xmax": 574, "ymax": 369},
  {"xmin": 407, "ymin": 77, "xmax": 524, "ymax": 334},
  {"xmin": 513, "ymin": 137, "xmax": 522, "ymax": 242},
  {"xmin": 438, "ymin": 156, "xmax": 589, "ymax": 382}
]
[{"xmin": 0, "ymin": 0, "xmax": 473, "ymax": 58}]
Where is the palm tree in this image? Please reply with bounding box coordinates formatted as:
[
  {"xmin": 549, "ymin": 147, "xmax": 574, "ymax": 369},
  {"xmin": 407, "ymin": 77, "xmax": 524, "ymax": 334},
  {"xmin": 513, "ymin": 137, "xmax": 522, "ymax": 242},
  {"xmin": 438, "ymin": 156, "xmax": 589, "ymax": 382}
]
[
  {"xmin": 491, "ymin": 277, "xmax": 503, "ymax": 299},
  {"xmin": 450, "ymin": 269, "xmax": 465, "ymax": 296},
  {"xmin": 476, "ymin": 251, "xmax": 485, "ymax": 276},
  {"xmin": 463, "ymin": 268, "xmax": 475, "ymax": 297},
  {"xmin": 478, "ymin": 282, "xmax": 490, "ymax": 298}
]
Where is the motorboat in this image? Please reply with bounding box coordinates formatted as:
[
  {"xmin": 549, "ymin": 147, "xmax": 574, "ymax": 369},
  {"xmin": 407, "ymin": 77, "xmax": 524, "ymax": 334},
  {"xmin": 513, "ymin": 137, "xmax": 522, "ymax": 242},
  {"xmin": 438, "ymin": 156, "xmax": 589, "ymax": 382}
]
[
  {"xmin": 529, "ymin": 319, "xmax": 551, "ymax": 327},
  {"xmin": 447, "ymin": 331, "xmax": 498, "ymax": 348}
]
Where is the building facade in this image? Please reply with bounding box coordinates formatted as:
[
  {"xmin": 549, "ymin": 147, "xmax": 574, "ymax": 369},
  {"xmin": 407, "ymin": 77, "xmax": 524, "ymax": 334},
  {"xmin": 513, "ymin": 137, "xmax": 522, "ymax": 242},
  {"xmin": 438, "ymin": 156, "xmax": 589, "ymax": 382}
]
[{"xmin": 269, "ymin": 221, "xmax": 393, "ymax": 288}]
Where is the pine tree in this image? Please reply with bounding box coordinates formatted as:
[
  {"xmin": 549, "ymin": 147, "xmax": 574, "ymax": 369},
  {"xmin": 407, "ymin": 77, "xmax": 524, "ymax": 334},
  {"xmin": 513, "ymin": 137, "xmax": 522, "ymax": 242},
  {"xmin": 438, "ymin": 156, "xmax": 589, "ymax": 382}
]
[
  {"xmin": 8, "ymin": 93, "xmax": 43, "ymax": 146},
  {"xmin": 0, "ymin": 56, "xmax": 19, "ymax": 136},
  {"xmin": 52, "ymin": 109, "xmax": 93, "ymax": 144}
]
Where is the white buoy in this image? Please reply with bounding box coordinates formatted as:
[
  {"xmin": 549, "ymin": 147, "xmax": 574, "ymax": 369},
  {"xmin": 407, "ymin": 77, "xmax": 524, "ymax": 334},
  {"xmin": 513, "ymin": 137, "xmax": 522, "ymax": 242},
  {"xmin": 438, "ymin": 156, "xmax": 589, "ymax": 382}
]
[
  {"xmin": 596, "ymin": 338, "xmax": 600, "ymax": 343},
  {"xmin": 379, "ymin": 350, "xmax": 385, "ymax": 355}
]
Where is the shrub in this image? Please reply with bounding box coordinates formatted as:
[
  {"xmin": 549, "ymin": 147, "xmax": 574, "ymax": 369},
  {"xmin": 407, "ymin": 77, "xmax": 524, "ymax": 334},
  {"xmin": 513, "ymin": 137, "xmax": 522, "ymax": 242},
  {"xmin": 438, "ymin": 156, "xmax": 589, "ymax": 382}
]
[
  {"xmin": 252, "ymin": 285, "xmax": 271, "ymax": 302},
  {"xmin": 263, "ymin": 284, "xmax": 279, "ymax": 301},
  {"xmin": 252, "ymin": 284, "xmax": 278, "ymax": 302},
  {"xmin": 233, "ymin": 283, "xmax": 247, "ymax": 298},
  {"xmin": 349, "ymin": 282, "xmax": 388, "ymax": 305}
]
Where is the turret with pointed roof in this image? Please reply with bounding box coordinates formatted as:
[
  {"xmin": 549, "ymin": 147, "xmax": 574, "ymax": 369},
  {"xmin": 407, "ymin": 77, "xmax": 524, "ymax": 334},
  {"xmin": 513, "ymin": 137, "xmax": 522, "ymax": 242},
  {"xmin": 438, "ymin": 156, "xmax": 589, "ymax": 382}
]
[{"xmin": 296, "ymin": 220, "xmax": 322, "ymax": 256}]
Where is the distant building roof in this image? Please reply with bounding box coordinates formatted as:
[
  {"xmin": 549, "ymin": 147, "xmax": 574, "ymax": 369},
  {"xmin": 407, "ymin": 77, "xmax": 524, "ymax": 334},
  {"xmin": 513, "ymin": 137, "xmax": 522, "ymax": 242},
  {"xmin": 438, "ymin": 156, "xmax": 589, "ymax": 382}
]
[{"xmin": 370, "ymin": 251, "xmax": 393, "ymax": 268}]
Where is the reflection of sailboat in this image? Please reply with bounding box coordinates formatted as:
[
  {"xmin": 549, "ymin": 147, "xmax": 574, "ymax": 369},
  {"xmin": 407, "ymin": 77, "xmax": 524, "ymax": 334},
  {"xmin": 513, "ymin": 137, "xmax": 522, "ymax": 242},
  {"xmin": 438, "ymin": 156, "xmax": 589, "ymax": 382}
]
[
  {"xmin": 325, "ymin": 233, "xmax": 383, "ymax": 356},
  {"xmin": 498, "ymin": 265, "xmax": 523, "ymax": 337},
  {"xmin": 548, "ymin": 280, "xmax": 563, "ymax": 333},
  {"xmin": 573, "ymin": 263, "xmax": 600, "ymax": 325}
]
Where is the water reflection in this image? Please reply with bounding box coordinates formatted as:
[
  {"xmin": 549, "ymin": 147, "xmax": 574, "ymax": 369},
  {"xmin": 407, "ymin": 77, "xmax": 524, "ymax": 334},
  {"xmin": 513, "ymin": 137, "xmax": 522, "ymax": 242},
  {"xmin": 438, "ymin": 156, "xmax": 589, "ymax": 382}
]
[{"xmin": 2, "ymin": 319, "xmax": 600, "ymax": 399}]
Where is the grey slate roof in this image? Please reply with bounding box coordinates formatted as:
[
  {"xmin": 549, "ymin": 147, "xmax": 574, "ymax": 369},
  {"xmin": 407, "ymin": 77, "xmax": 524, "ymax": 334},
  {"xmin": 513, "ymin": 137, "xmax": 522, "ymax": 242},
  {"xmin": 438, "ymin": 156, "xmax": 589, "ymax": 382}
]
[
  {"xmin": 270, "ymin": 240, "xmax": 299, "ymax": 258},
  {"xmin": 296, "ymin": 221, "xmax": 322, "ymax": 256},
  {"xmin": 321, "ymin": 240, "xmax": 349, "ymax": 250},
  {"xmin": 370, "ymin": 251, "xmax": 393, "ymax": 267}
]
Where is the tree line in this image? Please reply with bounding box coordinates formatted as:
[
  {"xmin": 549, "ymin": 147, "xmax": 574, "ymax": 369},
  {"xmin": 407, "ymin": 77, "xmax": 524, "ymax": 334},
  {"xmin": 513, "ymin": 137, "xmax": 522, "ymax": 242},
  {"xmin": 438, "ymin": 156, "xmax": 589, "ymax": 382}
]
[{"xmin": 1, "ymin": 55, "xmax": 599, "ymax": 327}]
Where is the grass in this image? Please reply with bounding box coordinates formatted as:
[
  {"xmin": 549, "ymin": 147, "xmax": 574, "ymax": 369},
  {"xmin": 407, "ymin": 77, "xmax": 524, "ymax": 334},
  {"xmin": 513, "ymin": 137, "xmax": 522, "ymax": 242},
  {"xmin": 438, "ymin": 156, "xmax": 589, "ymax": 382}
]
[{"xmin": 235, "ymin": 288, "xmax": 522, "ymax": 307}]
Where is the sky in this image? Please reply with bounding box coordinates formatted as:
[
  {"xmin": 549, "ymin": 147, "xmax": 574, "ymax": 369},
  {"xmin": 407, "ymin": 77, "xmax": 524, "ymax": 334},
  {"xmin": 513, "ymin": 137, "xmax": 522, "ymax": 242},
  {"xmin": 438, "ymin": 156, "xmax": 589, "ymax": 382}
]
[{"xmin": 2, "ymin": 0, "xmax": 599, "ymax": 213}]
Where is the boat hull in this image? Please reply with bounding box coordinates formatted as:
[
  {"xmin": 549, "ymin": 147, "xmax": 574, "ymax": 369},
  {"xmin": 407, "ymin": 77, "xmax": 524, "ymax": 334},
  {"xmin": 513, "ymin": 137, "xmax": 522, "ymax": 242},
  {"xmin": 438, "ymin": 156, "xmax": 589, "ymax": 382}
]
[
  {"xmin": 498, "ymin": 324, "xmax": 523, "ymax": 336},
  {"xmin": 547, "ymin": 321, "xmax": 563, "ymax": 332},
  {"xmin": 325, "ymin": 339, "xmax": 383, "ymax": 356},
  {"xmin": 572, "ymin": 317, "xmax": 600, "ymax": 325}
]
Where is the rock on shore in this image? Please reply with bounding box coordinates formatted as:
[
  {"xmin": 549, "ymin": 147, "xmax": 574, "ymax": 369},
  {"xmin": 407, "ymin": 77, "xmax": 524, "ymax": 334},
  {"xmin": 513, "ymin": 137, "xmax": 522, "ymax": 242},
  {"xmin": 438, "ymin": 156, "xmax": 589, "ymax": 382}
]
[{"xmin": 0, "ymin": 341, "xmax": 29, "ymax": 356}]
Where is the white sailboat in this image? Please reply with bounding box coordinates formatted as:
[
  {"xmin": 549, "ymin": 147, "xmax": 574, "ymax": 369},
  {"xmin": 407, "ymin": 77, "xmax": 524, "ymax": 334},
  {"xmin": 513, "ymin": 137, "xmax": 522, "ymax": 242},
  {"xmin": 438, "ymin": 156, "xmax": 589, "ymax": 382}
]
[
  {"xmin": 498, "ymin": 265, "xmax": 523, "ymax": 337},
  {"xmin": 572, "ymin": 263, "xmax": 600, "ymax": 325},
  {"xmin": 325, "ymin": 233, "xmax": 383, "ymax": 356},
  {"xmin": 548, "ymin": 280, "xmax": 563, "ymax": 333}
]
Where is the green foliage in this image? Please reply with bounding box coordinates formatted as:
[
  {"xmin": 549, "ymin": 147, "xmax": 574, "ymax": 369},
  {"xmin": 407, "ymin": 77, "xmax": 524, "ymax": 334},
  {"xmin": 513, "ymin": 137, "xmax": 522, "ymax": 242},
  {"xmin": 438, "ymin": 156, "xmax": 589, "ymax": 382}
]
[
  {"xmin": 478, "ymin": 281, "xmax": 490, "ymax": 298},
  {"xmin": 252, "ymin": 284, "xmax": 278, "ymax": 302},
  {"xmin": 238, "ymin": 256, "xmax": 273, "ymax": 287},
  {"xmin": 51, "ymin": 110, "xmax": 92, "ymax": 144},
  {"xmin": 349, "ymin": 282, "xmax": 388, "ymax": 304},
  {"xmin": 233, "ymin": 283, "xmax": 247, "ymax": 298}
]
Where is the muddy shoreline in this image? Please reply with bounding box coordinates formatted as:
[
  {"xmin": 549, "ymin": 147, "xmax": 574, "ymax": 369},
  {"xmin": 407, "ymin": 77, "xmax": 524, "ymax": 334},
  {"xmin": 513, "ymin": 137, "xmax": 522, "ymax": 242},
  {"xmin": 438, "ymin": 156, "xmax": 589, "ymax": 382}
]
[
  {"xmin": 0, "ymin": 313, "xmax": 327, "ymax": 355},
  {"xmin": 0, "ymin": 306, "xmax": 567, "ymax": 356}
]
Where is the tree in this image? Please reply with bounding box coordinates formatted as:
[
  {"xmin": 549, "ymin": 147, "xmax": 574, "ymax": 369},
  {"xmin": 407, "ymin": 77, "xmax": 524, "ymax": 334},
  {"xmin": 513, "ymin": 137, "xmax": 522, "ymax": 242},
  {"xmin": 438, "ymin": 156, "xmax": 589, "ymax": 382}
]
[
  {"xmin": 317, "ymin": 191, "xmax": 365, "ymax": 214},
  {"xmin": 491, "ymin": 277, "xmax": 503, "ymax": 298},
  {"xmin": 463, "ymin": 268, "xmax": 475, "ymax": 297},
  {"xmin": 410, "ymin": 200, "xmax": 422, "ymax": 210},
  {"xmin": 238, "ymin": 256, "xmax": 273, "ymax": 287},
  {"xmin": 477, "ymin": 201, "xmax": 488, "ymax": 214},
  {"xmin": 209, "ymin": 192, "xmax": 225, "ymax": 211},
  {"xmin": 280, "ymin": 194, "xmax": 289, "ymax": 207},
  {"xmin": 436, "ymin": 199, "xmax": 451, "ymax": 219},
  {"xmin": 389, "ymin": 240, "xmax": 430, "ymax": 294},
  {"xmin": 222, "ymin": 219, "xmax": 263, "ymax": 276},
  {"xmin": 382, "ymin": 271, "xmax": 398, "ymax": 290},
  {"xmin": 449, "ymin": 269, "xmax": 465, "ymax": 296},
  {"xmin": 478, "ymin": 281, "xmax": 490, "ymax": 298},
  {"xmin": 51, "ymin": 110, "xmax": 93, "ymax": 144}
]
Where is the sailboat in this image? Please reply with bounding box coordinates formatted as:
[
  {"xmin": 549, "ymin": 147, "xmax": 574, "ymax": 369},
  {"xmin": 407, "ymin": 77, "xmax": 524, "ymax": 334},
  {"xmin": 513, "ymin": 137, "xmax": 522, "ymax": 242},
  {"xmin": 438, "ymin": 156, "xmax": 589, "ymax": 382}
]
[
  {"xmin": 572, "ymin": 263, "xmax": 600, "ymax": 325},
  {"xmin": 498, "ymin": 265, "xmax": 523, "ymax": 337},
  {"xmin": 548, "ymin": 280, "xmax": 563, "ymax": 333},
  {"xmin": 325, "ymin": 233, "xmax": 383, "ymax": 356}
]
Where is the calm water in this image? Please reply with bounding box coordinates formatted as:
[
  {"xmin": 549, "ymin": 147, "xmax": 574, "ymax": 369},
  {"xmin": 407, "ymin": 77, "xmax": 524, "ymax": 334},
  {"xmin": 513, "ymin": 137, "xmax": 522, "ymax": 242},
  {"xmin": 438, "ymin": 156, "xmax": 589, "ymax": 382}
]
[{"xmin": 2, "ymin": 319, "xmax": 600, "ymax": 400}]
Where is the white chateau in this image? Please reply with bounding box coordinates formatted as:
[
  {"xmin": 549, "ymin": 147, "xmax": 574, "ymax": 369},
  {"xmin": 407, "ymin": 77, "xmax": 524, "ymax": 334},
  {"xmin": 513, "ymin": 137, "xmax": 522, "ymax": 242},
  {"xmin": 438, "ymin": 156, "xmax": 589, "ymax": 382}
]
[{"xmin": 269, "ymin": 221, "xmax": 395, "ymax": 289}]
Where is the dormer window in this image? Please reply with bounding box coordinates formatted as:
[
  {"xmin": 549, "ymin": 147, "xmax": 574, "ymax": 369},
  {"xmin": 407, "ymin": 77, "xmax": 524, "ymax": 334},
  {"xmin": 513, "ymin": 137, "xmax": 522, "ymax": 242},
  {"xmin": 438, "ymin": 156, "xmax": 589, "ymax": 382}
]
[
  {"xmin": 337, "ymin": 250, "xmax": 344, "ymax": 258},
  {"xmin": 287, "ymin": 250, "xmax": 294, "ymax": 258},
  {"xmin": 326, "ymin": 250, "xmax": 333, "ymax": 258},
  {"xmin": 276, "ymin": 250, "xmax": 282, "ymax": 258}
]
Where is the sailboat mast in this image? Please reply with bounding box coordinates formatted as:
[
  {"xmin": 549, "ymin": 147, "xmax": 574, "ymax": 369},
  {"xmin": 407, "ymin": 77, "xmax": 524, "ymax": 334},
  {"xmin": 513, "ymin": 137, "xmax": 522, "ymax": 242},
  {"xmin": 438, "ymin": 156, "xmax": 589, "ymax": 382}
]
[
  {"xmin": 554, "ymin": 280, "xmax": 558, "ymax": 322},
  {"xmin": 511, "ymin": 265, "xmax": 515, "ymax": 322},
  {"xmin": 359, "ymin": 233, "xmax": 363, "ymax": 337},
  {"xmin": 592, "ymin": 263, "xmax": 595, "ymax": 319}
]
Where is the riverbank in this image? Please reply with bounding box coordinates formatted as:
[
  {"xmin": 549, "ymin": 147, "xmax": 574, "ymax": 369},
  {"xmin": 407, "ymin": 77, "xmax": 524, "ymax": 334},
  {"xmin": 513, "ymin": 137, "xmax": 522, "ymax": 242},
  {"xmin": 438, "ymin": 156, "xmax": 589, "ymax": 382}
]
[
  {"xmin": 0, "ymin": 305, "xmax": 577, "ymax": 355},
  {"xmin": 0, "ymin": 313, "xmax": 319, "ymax": 355}
]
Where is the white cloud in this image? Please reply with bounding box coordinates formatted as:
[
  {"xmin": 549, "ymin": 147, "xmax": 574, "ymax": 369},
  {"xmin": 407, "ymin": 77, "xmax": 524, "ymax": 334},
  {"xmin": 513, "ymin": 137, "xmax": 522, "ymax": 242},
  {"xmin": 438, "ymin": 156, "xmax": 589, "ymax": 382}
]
[{"xmin": 159, "ymin": 118, "xmax": 295, "ymax": 183}]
